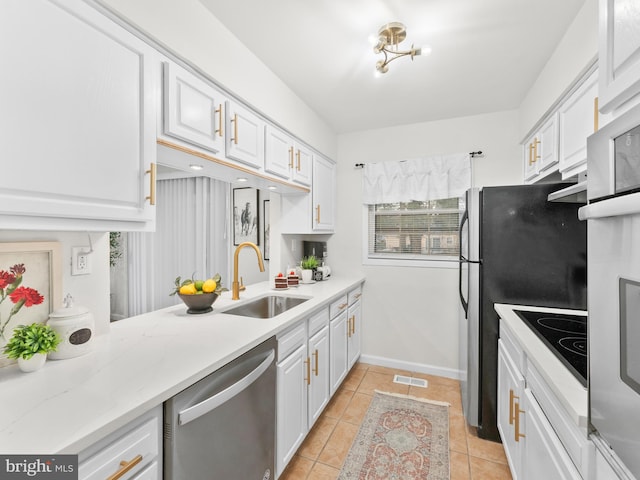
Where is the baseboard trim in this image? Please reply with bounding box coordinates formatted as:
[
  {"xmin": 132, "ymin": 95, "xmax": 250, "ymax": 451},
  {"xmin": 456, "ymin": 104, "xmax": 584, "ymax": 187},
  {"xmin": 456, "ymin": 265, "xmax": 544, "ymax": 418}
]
[{"xmin": 359, "ymin": 354, "xmax": 462, "ymax": 381}]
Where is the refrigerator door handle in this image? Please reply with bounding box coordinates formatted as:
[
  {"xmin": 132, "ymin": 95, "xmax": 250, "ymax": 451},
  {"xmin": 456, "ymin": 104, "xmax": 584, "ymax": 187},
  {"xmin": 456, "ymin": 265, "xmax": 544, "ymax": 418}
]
[{"xmin": 459, "ymin": 207, "xmax": 469, "ymax": 317}]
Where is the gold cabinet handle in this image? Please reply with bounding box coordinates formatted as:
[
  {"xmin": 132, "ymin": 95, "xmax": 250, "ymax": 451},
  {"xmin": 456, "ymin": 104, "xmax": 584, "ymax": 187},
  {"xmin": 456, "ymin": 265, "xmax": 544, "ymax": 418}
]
[
  {"xmin": 230, "ymin": 113, "xmax": 238, "ymax": 145},
  {"xmin": 296, "ymin": 150, "xmax": 301, "ymax": 171},
  {"xmin": 145, "ymin": 163, "xmax": 156, "ymax": 206},
  {"xmin": 532, "ymin": 138, "xmax": 540, "ymax": 163},
  {"xmin": 339, "ymin": 302, "xmax": 348, "ymax": 310},
  {"xmin": 351, "ymin": 315, "xmax": 356, "ymax": 335},
  {"xmin": 315, "ymin": 205, "xmax": 321, "ymax": 224},
  {"xmin": 288, "ymin": 146, "xmax": 294, "ymax": 169},
  {"xmin": 594, "ymin": 97, "xmax": 599, "ymax": 132},
  {"xmin": 514, "ymin": 401, "xmax": 525, "ymax": 442},
  {"xmin": 312, "ymin": 349, "xmax": 319, "ymax": 376},
  {"xmin": 107, "ymin": 454, "xmax": 143, "ymax": 480},
  {"xmin": 215, "ymin": 103, "xmax": 223, "ymax": 137},
  {"xmin": 528, "ymin": 143, "xmax": 534, "ymax": 166},
  {"xmin": 509, "ymin": 389, "xmax": 519, "ymax": 425},
  {"xmin": 305, "ymin": 357, "xmax": 311, "ymax": 385}
]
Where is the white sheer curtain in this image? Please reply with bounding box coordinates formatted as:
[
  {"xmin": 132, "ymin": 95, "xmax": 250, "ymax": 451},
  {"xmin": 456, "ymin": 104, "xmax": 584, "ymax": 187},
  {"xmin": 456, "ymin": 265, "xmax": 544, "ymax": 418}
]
[
  {"xmin": 362, "ymin": 153, "xmax": 471, "ymax": 204},
  {"xmin": 127, "ymin": 176, "xmax": 230, "ymax": 316}
]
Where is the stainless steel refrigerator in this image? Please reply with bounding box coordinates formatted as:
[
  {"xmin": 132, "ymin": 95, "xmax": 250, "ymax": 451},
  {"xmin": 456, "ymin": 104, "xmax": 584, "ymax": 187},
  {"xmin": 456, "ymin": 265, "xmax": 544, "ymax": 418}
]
[{"xmin": 458, "ymin": 184, "xmax": 587, "ymax": 441}]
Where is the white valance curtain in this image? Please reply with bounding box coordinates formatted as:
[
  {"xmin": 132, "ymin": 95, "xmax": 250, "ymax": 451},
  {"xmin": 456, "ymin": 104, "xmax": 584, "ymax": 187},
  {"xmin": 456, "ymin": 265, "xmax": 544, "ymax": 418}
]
[{"xmin": 362, "ymin": 153, "xmax": 471, "ymax": 204}]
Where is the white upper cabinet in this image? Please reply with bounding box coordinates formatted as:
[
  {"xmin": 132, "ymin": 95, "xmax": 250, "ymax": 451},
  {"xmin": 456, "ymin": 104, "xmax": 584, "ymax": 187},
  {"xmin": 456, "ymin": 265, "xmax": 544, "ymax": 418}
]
[
  {"xmin": 523, "ymin": 114, "xmax": 559, "ymax": 183},
  {"xmin": 264, "ymin": 125, "xmax": 312, "ymax": 186},
  {"xmin": 558, "ymin": 70, "xmax": 600, "ymax": 179},
  {"xmin": 312, "ymin": 155, "xmax": 336, "ymax": 231},
  {"xmin": 0, "ymin": 0, "xmax": 156, "ymax": 229},
  {"xmin": 225, "ymin": 100, "xmax": 265, "ymax": 169},
  {"xmin": 292, "ymin": 144, "xmax": 313, "ymax": 186},
  {"xmin": 265, "ymin": 125, "xmax": 295, "ymax": 179},
  {"xmin": 599, "ymin": 0, "xmax": 640, "ymax": 112},
  {"xmin": 163, "ymin": 62, "xmax": 226, "ymax": 154}
]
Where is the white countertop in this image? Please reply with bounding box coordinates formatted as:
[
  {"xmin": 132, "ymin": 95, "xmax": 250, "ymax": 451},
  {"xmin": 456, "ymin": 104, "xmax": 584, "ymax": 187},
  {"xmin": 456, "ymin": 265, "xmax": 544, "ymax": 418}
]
[
  {"xmin": 494, "ymin": 303, "xmax": 588, "ymax": 428},
  {"xmin": 0, "ymin": 275, "xmax": 365, "ymax": 455}
]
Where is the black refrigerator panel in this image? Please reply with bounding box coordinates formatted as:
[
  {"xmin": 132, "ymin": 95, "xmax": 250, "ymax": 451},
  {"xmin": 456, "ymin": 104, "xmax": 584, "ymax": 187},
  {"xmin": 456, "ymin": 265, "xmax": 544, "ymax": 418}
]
[{"xmin": 476, "ymin": 184, "xmax": 587, "ymax": 441}]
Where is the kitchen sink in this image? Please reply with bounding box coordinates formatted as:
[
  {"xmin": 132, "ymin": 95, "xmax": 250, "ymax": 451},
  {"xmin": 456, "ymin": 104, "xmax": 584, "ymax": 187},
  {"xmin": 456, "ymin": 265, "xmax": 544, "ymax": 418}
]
[{"xmin": 223, "ymin": 295, "xmax": 309, "ymax": 319}]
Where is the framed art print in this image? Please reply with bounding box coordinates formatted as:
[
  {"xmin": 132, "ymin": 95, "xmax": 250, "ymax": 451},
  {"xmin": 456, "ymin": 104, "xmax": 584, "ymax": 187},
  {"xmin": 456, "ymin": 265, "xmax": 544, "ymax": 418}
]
[
  {"xmin": 263, "ymin": 199, "xmax": 270, "ymax": 260},
  {"xmin": 0, "ymin": 241, "xmax": 62, "ymax": 366},
  {"xmin": 233, "ymin": 188, "xmax": 259, "ymax": 245}
]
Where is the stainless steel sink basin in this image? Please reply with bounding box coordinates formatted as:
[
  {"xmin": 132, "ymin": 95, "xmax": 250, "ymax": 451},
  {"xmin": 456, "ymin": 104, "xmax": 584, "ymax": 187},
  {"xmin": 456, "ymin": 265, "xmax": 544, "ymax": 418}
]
[{"xmin": 223, "ymin": 295, "xmax": 309, "ymax": 319}]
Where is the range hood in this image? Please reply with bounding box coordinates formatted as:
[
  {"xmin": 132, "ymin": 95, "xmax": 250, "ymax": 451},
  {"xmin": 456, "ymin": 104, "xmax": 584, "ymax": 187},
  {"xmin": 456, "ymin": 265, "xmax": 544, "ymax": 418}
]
[{"xmin": 547, "ymin": 180, "xmax": 587, "ymax": 203}]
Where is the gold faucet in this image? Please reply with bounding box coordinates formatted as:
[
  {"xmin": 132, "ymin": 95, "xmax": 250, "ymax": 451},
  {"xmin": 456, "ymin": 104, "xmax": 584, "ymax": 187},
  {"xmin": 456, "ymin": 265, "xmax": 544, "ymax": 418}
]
[{"xmin": 232, "ymin": 242, "xmax": 265, "ymax": 300}]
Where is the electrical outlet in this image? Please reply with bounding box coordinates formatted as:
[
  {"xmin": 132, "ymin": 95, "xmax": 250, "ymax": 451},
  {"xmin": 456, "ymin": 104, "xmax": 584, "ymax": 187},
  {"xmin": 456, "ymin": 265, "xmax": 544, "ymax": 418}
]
[{"xmin": 71, "ymin": 246, "xmax": 92, "ymax": 275}]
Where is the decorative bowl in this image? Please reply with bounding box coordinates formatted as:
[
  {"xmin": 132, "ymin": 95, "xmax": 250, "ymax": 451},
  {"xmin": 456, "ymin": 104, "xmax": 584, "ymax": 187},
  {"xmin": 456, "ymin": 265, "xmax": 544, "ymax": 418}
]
[{"xmin": 178, "ymin": 292, "xmax": 219, "ymax": 314}]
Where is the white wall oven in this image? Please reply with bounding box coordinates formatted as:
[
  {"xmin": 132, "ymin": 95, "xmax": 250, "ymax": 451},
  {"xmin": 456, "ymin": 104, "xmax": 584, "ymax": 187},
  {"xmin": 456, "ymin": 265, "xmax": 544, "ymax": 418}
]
[{"xmin": 579, "ymin": 102, "xmax": 640, "ymax": 480}]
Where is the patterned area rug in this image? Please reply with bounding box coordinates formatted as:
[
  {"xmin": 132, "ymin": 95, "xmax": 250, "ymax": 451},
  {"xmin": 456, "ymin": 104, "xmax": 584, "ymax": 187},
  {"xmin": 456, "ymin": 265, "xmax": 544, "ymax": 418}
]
[{"xmin": 338, "ymin": 391, "xmax": 450, "ymax": 480}]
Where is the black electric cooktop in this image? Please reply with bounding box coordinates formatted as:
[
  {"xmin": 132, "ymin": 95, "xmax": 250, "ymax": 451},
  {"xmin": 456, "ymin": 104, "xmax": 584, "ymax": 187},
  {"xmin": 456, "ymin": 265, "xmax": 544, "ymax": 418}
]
[{"xmin": 514, "ymin": 310, "xmax": 587, "ymax": 387}]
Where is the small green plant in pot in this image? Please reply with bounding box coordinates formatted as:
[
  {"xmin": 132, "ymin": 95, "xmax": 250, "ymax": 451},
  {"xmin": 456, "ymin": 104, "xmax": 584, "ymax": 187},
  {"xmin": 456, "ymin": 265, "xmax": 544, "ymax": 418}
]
[
  {"xmin": 3, "ymin": 323, "xmax": 61, "ymax": 372},
  {"xmin": 300, "ymin": 256, "xmax": 319, "ymax": 283}
]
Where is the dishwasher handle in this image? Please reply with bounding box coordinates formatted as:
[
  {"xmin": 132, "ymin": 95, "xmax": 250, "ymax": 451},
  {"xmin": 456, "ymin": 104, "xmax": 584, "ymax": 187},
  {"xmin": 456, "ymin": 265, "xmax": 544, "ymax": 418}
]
[{"xmin": 178, "ymin": 349, "xmax": 275, "ymax": 426}]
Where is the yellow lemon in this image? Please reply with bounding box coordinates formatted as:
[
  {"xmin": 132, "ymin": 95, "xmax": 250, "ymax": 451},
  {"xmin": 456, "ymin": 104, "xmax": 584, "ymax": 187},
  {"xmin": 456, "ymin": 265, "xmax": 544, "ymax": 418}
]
[
  {"xmin": 179, "ymin": 283, "xmax": 197, "ymax": 295},
  {"xmin": 202, "ymin": 279, "xmax": 217, "ymax": 293}
]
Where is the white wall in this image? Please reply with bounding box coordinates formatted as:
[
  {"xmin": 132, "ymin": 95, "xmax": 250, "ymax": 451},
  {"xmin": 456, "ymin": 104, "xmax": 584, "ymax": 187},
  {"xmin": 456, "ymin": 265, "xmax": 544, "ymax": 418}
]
[
  {"xmin": 98, "ymin": 0, "xmax": 337, "ymax": 160},
  {"xmin": 518, "ymin": 0, "xmax": 598, "ymax": 139},
  {"xmin": 332, "ymin": 110, "xmax": 520, "ymax": 376},
  {"xmin": 0, "ymin": 231, "xmax": 110, "ymax": 335}
]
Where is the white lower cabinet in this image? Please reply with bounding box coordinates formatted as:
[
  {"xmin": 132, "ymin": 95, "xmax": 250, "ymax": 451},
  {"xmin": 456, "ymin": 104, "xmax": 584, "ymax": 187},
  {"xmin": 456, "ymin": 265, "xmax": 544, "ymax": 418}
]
[
  {"xmin": 276, "ymin": 337, "xmax": 308, "ymax": 477},
  {"xmin": 498, "ymin": 324, "xmax": 582, "ymax": 480},
  {"xmin": 78, "ymin": 406, "xmax": 162, "ymax": 480},
  {"xmin": 347, "ymin": 287, "xmax": 363, "ymax": 369},
  {"xmin": 308, "ymin": 324, "xmax": 330, "ymax": 426},
  {"xmin": 497, "ymin": 341, "xmax": 525, "ymax": 478},
  {"xmin": 277, "ymin": 285, "xmax": 364, "ymax": 477},
  {"xmin": 329, "ymin": 295, "xmax": 349, "ymax": 396},
  {"xmin": 522, "ymin": 388, "xmax": 581, "ymax": 480},
  {"xmin": 276, "ymin": 308, "xmax": 331, "ymax": 477}
]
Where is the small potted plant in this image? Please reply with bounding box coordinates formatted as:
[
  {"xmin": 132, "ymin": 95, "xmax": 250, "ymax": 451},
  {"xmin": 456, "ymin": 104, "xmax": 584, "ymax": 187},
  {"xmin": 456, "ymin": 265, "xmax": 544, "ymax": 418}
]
[
  {"xmin": 3, "ymin": 323, "xmax": 61, "ymax": 373},
  {"xmin": 300, "ymin": 255, "xmax": 319, "ymax": 283}
]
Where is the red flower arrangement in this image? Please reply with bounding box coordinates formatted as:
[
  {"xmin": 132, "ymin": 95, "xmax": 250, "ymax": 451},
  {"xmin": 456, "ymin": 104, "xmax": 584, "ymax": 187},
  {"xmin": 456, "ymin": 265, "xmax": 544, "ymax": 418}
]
[{"xmin": 0, "ymin": 263, "xmax": 45, "ymax": 340}]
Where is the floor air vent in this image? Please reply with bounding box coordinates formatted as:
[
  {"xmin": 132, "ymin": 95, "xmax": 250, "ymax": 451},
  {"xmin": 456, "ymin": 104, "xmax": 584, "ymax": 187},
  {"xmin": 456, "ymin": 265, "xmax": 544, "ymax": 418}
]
[{"xmin": 393, "ymin": 375, "xmax": 428, "ymax": 388}]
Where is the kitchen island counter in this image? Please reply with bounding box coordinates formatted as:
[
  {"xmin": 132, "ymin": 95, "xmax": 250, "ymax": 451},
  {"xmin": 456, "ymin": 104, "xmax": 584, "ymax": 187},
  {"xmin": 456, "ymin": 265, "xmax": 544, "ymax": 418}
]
[{"xmin": 0, "ymin": 275, "xmax": 365, "ymax": 455}]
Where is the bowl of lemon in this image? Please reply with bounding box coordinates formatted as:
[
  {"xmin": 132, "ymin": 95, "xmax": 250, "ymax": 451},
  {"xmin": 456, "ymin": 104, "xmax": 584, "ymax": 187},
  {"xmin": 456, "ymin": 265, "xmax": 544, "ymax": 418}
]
[{"xmin": 172, "ymin": 274, "xmax": 227, "ymax": 314}]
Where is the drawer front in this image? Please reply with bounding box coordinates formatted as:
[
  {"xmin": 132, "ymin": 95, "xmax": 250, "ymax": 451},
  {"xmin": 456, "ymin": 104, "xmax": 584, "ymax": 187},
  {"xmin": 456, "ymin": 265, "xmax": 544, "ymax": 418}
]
[
  {"xmin": 79, "ymin": 416, "xmax": 159, "ymax": 480},
  {"xmin": 329, "ymin": 295, "xmax": 348, "ymax": 320},
  {"xmin": 308, "ymin": 308, "xmax": 329, "ymax": 338},
  {"xmin": 526, "ymin": 362, "xmax": 589, "ymax": 476},
  {"xmin": 277, "ymin": 322, "xmax": 306, "ymax": 361},
  {"xmin": 499, "ymin": 321, "xmax": 525, "ymax": 373},
  {"xmin": 347, "ymin": 286, "xmax": 362, "ymax": 306}
]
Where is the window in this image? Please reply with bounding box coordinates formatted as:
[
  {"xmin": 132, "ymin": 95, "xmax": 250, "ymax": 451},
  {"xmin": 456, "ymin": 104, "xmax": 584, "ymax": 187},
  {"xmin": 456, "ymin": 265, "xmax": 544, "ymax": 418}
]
[{"xmin": 366, "ymin": 197, "xmax": 464, "ymax": 263}]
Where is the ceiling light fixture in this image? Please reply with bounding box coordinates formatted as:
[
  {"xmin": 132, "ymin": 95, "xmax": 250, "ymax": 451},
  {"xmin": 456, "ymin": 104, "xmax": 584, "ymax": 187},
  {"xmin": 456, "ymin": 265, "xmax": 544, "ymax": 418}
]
[{"xmin": 372, "ymin": 22, "xmax": 430, "ymax": 74}]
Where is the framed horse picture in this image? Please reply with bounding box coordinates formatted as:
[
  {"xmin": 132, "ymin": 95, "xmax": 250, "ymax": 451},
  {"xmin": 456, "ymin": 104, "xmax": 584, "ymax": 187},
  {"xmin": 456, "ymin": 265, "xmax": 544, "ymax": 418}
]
[{"xmin": 233, "ymin": 187, "xmax": 259, "ymax": 245}]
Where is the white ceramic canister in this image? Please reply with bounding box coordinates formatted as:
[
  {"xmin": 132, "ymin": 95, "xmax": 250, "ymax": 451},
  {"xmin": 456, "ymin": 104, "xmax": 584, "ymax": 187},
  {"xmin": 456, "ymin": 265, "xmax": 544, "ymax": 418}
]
[{"xmin": 47, "ymin": 294, "xmax": 94, "ymax": 360}]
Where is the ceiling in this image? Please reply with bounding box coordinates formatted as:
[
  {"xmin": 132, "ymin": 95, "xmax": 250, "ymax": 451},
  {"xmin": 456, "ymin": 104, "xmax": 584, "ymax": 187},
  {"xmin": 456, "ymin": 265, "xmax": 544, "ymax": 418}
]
[{"xmin": 199, "ymin": 0, "xmax": 585, "ymax": 135}]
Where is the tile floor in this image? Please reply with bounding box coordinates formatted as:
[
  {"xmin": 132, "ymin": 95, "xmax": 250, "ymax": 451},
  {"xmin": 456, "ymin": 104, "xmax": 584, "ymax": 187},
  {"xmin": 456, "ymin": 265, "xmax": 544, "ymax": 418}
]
[{"xmin": 279, "ymin": 363, "xmax": 513, "ymax": 480}]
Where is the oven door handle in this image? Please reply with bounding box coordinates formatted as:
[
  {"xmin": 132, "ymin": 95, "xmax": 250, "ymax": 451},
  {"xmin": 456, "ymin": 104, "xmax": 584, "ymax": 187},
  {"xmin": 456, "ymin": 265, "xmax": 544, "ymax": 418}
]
[
  {"xmin": 178, "ymin": 349, "xmax": 275, "ymax": 426},
  {"xmin": 578, "ymin": 192, "xmax": 640, "ymax": 220}
]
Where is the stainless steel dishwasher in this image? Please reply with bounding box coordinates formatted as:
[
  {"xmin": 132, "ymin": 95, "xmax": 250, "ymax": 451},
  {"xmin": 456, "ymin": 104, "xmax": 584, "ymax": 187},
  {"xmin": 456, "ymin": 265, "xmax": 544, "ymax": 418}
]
[{"xmin": 164, "ymin": 336, "xmax": 276, "ymax": 480}]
